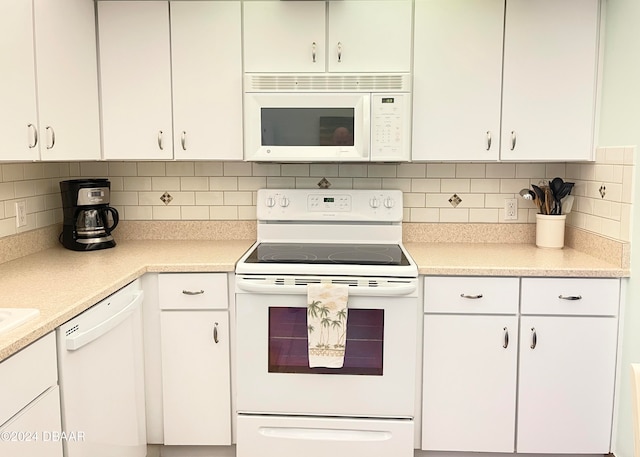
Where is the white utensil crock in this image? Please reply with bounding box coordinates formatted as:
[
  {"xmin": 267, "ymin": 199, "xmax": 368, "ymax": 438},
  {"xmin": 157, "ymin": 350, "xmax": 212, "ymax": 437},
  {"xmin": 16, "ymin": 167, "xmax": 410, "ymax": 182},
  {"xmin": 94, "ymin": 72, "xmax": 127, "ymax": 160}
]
[{"xmin": 536, "ymin": 214, "xmax": 566, "ymax": 249}]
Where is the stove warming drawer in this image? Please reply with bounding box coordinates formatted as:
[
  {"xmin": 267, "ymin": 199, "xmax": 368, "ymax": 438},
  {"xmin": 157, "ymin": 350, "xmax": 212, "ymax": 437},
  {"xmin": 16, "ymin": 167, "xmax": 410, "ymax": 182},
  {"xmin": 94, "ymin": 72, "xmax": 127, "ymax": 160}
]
[{"xmin": 237, "ymin": 415, "xmax": 414, "ymax": 457}]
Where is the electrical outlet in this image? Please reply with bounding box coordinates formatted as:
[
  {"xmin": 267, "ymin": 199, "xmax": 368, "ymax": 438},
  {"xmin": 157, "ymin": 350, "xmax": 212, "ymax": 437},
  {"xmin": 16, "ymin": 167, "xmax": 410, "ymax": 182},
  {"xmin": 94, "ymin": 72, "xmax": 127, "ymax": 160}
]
[
  {"xmin": 504, "ymin": 198, "xmax": 518, "ymax": 220},
  {"xmin": 15, "ymin": 201, "xmax": 27, "ymax": 228}
]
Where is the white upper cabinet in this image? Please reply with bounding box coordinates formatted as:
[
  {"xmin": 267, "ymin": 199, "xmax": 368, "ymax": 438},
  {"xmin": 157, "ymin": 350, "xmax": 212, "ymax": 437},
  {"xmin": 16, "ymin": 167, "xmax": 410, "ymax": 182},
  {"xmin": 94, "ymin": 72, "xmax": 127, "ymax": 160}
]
[
  {"xmin": 243, "ymin": 0, "xmax": 412, "ymax": 73},
  {"xmin": 412, "ymin": 0, "xmax": 504, "ymax": 161},
  {"xmin": 171, "ymin": 1, "xmax": 243, "ymax": 160},
  {"xmin": 0, "ymin": 0, "xmax": 100, "ymax": 162},
  {"xmin": 98, "ymin": 1, "xmax": 173, "ymax": 160},
  {"xmin": 34, "ymin": 0, "xmax": 101, "ymax": 161},
  {"xmin": 412, "ymin": 0, "xmax": 601, "ymax": 162},
  {"xmin": 501, "ymin": 0, "xmax": 600, "ymax": 161},
  {"xmin": 0, "ymin": 0, "xmax": 38, "ymax": 161}
]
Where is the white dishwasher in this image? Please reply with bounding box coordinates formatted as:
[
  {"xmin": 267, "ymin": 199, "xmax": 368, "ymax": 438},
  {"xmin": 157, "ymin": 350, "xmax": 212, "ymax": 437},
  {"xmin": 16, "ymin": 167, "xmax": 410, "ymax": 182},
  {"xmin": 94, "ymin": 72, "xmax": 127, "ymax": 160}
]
[{"xmin": 56, "ymin": 279, "xmax": 146, "ymax": 457}]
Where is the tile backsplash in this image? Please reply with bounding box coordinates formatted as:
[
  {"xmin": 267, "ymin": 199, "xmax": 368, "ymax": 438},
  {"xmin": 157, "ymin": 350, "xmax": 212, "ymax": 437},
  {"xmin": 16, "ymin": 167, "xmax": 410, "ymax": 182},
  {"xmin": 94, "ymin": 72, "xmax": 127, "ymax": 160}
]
[{"xmin": 0, "ymin": 146, "xmax": 635, "ymax": 243}]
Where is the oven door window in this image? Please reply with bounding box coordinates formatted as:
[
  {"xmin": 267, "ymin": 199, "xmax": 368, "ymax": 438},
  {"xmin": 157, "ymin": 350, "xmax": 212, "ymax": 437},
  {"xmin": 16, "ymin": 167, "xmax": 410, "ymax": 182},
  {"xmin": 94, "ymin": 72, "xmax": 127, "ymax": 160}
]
[
  {"xmin": 261, "ymin": 108, "xmax": 355, "ymax": 147},
  {"xmin": 268, "ymin": 307, "xmax": 383, "ymax": 375}
]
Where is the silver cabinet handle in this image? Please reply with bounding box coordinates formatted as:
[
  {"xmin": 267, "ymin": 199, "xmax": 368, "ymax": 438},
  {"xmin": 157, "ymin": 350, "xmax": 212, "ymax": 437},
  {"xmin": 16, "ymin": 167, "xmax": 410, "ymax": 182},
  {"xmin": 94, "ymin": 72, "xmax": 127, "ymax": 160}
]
[
  {"xmin": 182, "ymin": 289, "xmax": 204, "ymax": 295},
  {"xmin": 181, "ymin": 131, "xmax": 187, "ymax": 151},
  {"xmin": 503, "ymin": 327, "xmax": 509, "ymax": 349},
  {"xmin": 486, "ymin": 131, "xmax": 492, "ymax": 151},
  {"xmin": 312, "ymin": 41, "xmax": 317, "ymax": 63},
  {"xmin": 158, "ymin": 130, "xmax": 164, "ymax": 150},
  {"xmin": 530, "ymin": 327, "xmax": 537, "ymax": 349},
  {"xmin": 213, "ymin": 322, "xmax": 219, "ymax": 344},
  {"xmin": 45, "ymin": 126, "xmax": 55, "ymax": 149},
  {"xmin": 460, "ymin": 293, "xmax": 483, "ymax": 299},
  {"xmin": 510, "ymin": 131, "xmax": 516, "ymax": 150},
  {"xmin": 337, "ymin": 41, "xmax": 342, "ymax": 63},
  {"xmin": 27, "ymin": 124, "xmax": 38, "ymax": 148},
  {"xmin": 559, "ymin": 295, "xmax": 582, "ymax": 301}
]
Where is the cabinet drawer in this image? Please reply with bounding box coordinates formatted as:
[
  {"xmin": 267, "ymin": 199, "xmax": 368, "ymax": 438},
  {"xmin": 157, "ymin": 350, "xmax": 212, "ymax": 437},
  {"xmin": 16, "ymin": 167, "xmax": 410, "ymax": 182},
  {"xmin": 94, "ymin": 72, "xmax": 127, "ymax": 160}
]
[
  {"xmin": 521, "ymin": 278, "xmax": 620, "ymax": 316},
  {"xmin": 424, "ymin": 276, "xmax": 519, "ymax": 314},
  {"xmin": 159, "ymin": 273, "xmax": 228, "ymax": 310},
  {"xmin": 0, "ymin": 332, "xmax": 57, "ymax": 426}
]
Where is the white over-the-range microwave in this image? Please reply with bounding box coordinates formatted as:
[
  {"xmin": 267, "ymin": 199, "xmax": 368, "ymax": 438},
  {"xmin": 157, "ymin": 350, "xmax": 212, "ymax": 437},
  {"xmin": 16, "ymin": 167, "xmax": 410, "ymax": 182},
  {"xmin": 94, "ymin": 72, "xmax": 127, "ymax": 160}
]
[{"xmin": 243, "ymin": 73, "xmax": 411, "ymax": 162}]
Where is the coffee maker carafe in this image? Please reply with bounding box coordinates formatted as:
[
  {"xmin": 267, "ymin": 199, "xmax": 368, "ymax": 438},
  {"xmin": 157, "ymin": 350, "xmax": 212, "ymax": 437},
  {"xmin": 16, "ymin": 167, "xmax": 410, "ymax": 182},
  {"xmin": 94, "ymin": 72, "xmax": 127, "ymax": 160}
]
[{"xmin": 60, "ymin": 179, "xmax": 119, "ymax": 251}]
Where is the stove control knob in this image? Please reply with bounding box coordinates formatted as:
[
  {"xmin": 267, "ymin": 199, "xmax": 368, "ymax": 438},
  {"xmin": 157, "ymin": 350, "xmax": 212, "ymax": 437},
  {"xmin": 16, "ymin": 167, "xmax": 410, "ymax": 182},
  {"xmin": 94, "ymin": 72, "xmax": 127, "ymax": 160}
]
[
  {"xmin": 266, "ymin": 197, "xmax": 276, "ymax": 208},
  {"xmin": 384, "ymin": 197, "xmax": 395, "ymax": 209},
  {"xmin": 280, "ymin": 197, "xmax": 290, "ymax": 207},
  {"xmin": 369, "ymin": 197, "xmax": 380, "ymax": 208}
]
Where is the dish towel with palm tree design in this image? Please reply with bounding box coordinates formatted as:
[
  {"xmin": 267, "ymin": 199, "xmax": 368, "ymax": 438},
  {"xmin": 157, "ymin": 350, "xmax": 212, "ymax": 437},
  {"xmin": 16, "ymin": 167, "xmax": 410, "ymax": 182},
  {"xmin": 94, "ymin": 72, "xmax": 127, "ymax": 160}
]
[{"xmin": 307, "ymin": 283, "xmax": 349, "ymax": 368}]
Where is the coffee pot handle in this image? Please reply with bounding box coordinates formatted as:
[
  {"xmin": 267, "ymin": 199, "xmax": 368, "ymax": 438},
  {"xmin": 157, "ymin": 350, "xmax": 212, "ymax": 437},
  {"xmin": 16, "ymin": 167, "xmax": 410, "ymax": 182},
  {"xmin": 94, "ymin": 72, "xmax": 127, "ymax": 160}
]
[{"xmin": 103, "ymin": 207, "xmax": 119, "ymax": 233}]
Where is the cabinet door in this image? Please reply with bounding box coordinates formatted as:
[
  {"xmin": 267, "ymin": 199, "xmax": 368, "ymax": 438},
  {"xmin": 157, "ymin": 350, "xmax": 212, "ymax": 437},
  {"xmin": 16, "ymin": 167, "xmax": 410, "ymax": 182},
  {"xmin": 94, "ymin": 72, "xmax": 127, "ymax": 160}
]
[
  {"xmin": 412, "ymin": 0, "xmax": 503, "ymax": 161},
  {"xmin": 34, "ymin": 0, "xmax": 101, "ymax": 161},
  {"xmin": 0, "ymin": 387, "xmax": 63, "ymax": 457},
  {"xmin": 171, "ymin": 1, "xmax": 242, "ymax": 160},
  {"xmin": 327, "ymin": 1, "xmax": 412, "ymax": 73},
  {"xmin": 517, "ymin": 316, "xmax": 617, "ymax": 453},
  {"xmin": 98, "ymin": 1, "xmax": 173, "ymax": 160},
  {"xmin": 422, "ymin": 315, "xmax": 518, "ymax": 452},
  {"xmin": 160, "ymin": 310, "xmax": 231, "ymax": 445},
  {"xmin": 243, "ymin": 1, "xmax": 326, "ymax": 73},
  {"xmin": 0, "ymin": 0, "xmax": 39, "ymax": 161},
  {"xmin": 501, "ymin": 0, "xmax": 600, "ymax": 161}
]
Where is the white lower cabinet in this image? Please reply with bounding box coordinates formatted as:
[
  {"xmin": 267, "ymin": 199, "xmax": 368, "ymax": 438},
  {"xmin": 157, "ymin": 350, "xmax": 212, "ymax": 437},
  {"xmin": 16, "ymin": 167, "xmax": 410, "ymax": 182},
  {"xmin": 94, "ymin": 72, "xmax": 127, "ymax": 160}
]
[
  {"xmin": 158, "ymin": 273, "xmax": 232, "ymax": 445},
  {"xmin": 0, "ymin": 332, "xmax": 62, "ymax": 457},
  {"xmin": 421, "ymin": 276, "xmax": 620, "ymax": 454}
]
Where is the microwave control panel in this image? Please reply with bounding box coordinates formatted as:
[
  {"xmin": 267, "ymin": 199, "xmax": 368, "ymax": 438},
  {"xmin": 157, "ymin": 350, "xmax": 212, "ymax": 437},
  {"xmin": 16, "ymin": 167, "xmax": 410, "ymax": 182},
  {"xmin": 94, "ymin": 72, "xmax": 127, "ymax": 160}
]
[{"xmin": 370, "ymin": 94, "xmax": 409, "ymax": 161}]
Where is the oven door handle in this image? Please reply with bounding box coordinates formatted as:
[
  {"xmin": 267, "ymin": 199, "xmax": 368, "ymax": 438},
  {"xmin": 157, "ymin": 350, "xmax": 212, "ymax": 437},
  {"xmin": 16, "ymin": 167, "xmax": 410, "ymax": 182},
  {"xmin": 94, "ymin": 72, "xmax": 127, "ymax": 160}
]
[{"xmin": 236, "ymin": 281, "xmax": 416, "ymax": 296}]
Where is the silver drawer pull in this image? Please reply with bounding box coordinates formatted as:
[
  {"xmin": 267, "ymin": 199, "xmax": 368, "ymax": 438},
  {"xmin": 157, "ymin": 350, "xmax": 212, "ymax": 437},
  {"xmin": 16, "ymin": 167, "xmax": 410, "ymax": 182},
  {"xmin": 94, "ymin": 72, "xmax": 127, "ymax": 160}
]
[
  {"xmin": 460, "ymin": 293, "xmax": 483, "ymax": 299},
  {"xmin": 503, "ymin": 327, "xmax": 509, "ymax": 349},
  {"xmin": 213, "ymin": 322, "xmax": 219, "ymax": 344},
  {"xmin": 558, "ymin": 295, "xmax": 582, "ymax": 301},
  {"xmin": 182, "ymin": 289, "xmax": 204, "ymax": 295},
  {"xmin": 530, "ymin": 327, "xmax": 537, "ymax": 349}
]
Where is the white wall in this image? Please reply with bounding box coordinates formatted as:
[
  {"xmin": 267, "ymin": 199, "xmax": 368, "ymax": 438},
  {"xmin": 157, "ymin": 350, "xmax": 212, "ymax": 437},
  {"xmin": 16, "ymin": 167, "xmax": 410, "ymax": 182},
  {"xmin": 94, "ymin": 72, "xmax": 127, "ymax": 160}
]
[{"xmin": 598, "ymin": 0, "xmax": 640, "ymax": 455}]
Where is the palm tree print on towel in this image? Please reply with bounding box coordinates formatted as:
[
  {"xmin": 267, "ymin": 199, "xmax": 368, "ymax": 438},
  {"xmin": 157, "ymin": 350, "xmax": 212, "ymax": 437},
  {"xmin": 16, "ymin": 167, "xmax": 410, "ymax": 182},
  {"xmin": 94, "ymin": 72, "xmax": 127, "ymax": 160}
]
[{"xmin": 307, "ymin": 297, "xmax": 348, "ymax": 358}]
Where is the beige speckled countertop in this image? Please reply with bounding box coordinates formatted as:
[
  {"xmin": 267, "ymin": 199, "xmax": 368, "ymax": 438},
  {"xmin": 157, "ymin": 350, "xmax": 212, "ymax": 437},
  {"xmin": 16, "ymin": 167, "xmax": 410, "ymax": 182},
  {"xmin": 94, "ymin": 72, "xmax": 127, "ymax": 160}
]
[
  {"xmin": 0, "ymin": 239, "xmax": 254, "ymax": 362},
  {"xmin": 0, "ymin": 235, "xmax": 629, "ymax": 362},
  {"xmin": 404, "ymin": 242, "xmax": 629, "ymax": 277}
]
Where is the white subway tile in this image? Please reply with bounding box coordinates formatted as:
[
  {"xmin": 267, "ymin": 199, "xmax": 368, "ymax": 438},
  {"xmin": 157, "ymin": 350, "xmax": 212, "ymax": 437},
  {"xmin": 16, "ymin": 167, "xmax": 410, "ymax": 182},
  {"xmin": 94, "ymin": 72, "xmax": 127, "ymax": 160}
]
[
  {"xmin": 26, "ymin": 196, "xmax": 45, "ymax": 213},
  {"xmin": 167, "ymin": 192, "xmax": 195, "ymax": 206},
  {"xmin": 605, "ymin": 147, "xmax": 625, "ymax": 164},
  {"xmin": 2, "ymin": 164, "xmax": 24, "ymax": 182},
  {"xmin": 152, "ymin": 177, "xmax": 181, "ymax": 191},
  {"xmin": 109, "ymin": 176, "xmax": 124, "ymax": 191},
  {"xmin": 592, "ymin": 199, "xmax": 611, "ymax": 219},
  {"xmin": 440, "ymin": 208, "xmax": 469, "ymax": 223},
  {"xmin": 166, "ymin": 162, "xmax": 194, "ymax": 177},
  {"xmin": 622, "ymin": 166, "xmax": 634, "ymax": 203},
  {"xmin": 266, "ymin": 177, "xmax": 296, "ymax": 188},
  {"xmin": 469, "ymin": 208, "xmax": 499, "ymax": 223},
  {"xmin": 576, "ymin": 196, "xmax": 594, "ymax": 215},
  {"xmin": 224, "ymin": 191, "xmax": 253, "ymax": 206},
  {"xmin": 281, "ymin": 164, "xmax": 310, "ymax": 177},
  {"xmin": 611, "ymin": 165, "xmax": 624, "ymax": 184},
  {"xmin": 610, "ymin": 202, "xmax": 622, "ymax": 221},
  {"xmin": 624, "ymin": 147, "xmax": 636, "ymax": 165},
  {"xmin": 409, "ymin": 207, "xmax": 439, "ymax": 223},
  {"xmin": 595, "ymin": 148, "xmax": 606, "ymax": 163},
  {"xmin": 139, "ymin": 192, "xmax": 167, "ymax": 206},
  {"xmin": 470, "ymin": 178, "xmax": 500, "ymax": 193},
  {"xmin": 210, "ymin": 205, "xmax": 238, "ymax": 220},
  {"xmin": 0, "ymin": 204, "xmax": 6, "ymax": 219},
  {"xmin": 238, "ymin": 177, "xmax": 267, "ymax": 191},
  {"xmin": 516, "ymin": 163, "xmax": 546, "ymax": 178},
  {"xmin": 426, "ymin": 163, "xmax": 455, "ymax": 178},
  {"xmin": 35, "ymin": 210, "xmax": 55, "ymax": 228},
  {"xmin": 565, "ymin": 163, "xmax": 581, "ymax": 180},
  {"xmin": 500, "ymin": 178, "xmax": 530, "ymax": 194},
  {"xmin": 620, "ymin": 204, "xmax": 632, "ymax": 241},
  {"xmin": 310, "ymin": 164, "xmax": 339, "ymax": 177},
  {"xmin": 44, "ymin": 194, "xmax": 62, "ymax": 210},
  {"xmin": 108, "ymin": 162, "xmax": 138, "ymax": 176},
  {"xmin": 23, "ymin": 163, "xmax": 44, "ymax": 180},
  {"xmin": 457, "ymin": 194, "xmax": 485, "ymax": 208},
  {"xmin": 455, "ymin": 163, "xmax": 485, "ymax": 178},
  {"xmin": 425, "ymin": 193, "xmax": 456, "ymax": 208},
  {"xmin": 80, "ymin": 162, "xmax": 109, "ymax": 177},
  {"xmin": 153, "ymin": 206, "xmax": 181, "ymax": 220},
  {"xmin": 138, "ymin": 162, "xmax": 166, "ymax": 177},
  {"xmin": 180, "ymin": 177, "xmax": 209, "ymax": 191},
  {"xmin": 210, "ymin": 177, "xmax": 238, "ymax": 191},
  {"xmin": 382, "ymin": 178, "xmax": 411, "ymax": 192},
  {"xmin": 594, "ymin": 164, "xmax": 614, "ymax": 183},
  {"xmin": 604, "ymin": 183, "xmax": 622, "ymax": 203},
  {"xmin": 0, "ymin": 182, "xmax": 15, "ymax": 200},
  {"xmin": 600, "ymin": 218, "xmax": 621, "ymax": 239},
  {"xmin": 441, "ymin": 178, "xmax": 470, "ymax": 193},
  {"xmin": 580, "ymin": 163, "xmax": 596, "ymax": 181},
  {"xmin": 368, "ymin": 164, "xmax": 396, "ymax": 178},
  {"xmin": 411, "ymin": 178, "xmax": 440, "ymax": 193},
  {"xmin": 353, "ymin": 178, "xmax": 382, "ymax": 189},
  {"xmin": 339, "ymin": 164, "xmax": 368, "ymax": 178},
  {"xmin": 124, "ymin": 177, "xmax": 152, "ymax": 191},
  {"xmin": 545, "ymin": 163, "xmax": 566, "ymax": 180},
  {"xmin": 485, "ymin": 193, "xmax": 515, "ymax": 208},
  {"xmin": 584, "ymin": 214, "xmax": 603, "ymax": 235},
  {"xmin": 224, "ymin": 162, "xmax": 252, "ymax": 177},
  {"xmin": 252, "ymin": 163, "xmax": 281, "ymax": 177},
  {"xmin": 111, "ymin": 191, "xmax": 139, "ymax": 206},
  {"xmin": 15, "ymin": 180, "xmax": 36, "ymax": 198},
  {"xmin": 238, "ymin": 205, "xmax": 257, "ymax": 220},
  {"xmin": 195, "ymin": 162, "xmax": 224, "ymax": 177},
  {"xmin": 486, "ymin": 163, "xmax": 515, "ymax": 179},
  {"xmin": 196, "ymin": 192, "xmax": 224, "ymax": 206},
  {"xmin": 125, "ymin": 206, "xmax": 152, "ymax": 221},
  {"xmin": 181, "ymin": 206, "xmax": 210, "ymax": 220},
  {"xmin": 403, "ymin": 193, "xmax": 426, "ymax": 208},
  {"xmin": 69, "ymin": 162, "xmax": 80, "ymax": 176},
  {"xmin": 397, "ymin": 163, "xmax": 426, "ymax": 178}
]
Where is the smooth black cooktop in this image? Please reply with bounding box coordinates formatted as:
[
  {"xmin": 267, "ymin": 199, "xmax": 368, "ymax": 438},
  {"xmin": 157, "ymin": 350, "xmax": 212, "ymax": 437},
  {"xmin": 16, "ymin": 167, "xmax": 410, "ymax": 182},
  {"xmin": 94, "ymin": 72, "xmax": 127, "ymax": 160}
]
[{"xmin": 245, "ymin": 243, "xmax": 411, "ymax": 266}]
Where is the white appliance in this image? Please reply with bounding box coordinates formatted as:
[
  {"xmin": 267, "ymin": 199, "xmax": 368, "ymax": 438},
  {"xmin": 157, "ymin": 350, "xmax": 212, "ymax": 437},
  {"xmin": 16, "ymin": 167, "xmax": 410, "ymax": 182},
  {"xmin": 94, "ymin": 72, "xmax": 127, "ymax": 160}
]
[
  {"xmin": 56, "ymin": 279, "xmax": 146, "ymax": 457},
  {"xmin": 243, "ymin": 74, "xmax": 411, "ymax": 162},
  {"xmin": 235, "ymin": 188, "xmax": 418, "ymax": 457}
]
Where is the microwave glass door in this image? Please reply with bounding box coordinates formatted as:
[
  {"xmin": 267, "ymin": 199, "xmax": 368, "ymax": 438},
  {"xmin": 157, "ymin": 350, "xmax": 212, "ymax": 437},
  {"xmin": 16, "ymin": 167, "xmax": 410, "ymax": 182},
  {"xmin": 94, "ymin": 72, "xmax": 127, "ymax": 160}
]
[{"xmin": 244, "ymin": 93, "xmax": 369, "ymax": 161}]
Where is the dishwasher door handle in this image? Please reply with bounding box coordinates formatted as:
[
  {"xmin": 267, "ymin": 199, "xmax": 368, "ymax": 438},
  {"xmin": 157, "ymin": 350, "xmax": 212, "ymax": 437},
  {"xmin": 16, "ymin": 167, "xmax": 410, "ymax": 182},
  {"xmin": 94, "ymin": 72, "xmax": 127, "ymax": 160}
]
[{"xmin": 66, "ymin": 291, "xmax": 145, "ymax": 351}]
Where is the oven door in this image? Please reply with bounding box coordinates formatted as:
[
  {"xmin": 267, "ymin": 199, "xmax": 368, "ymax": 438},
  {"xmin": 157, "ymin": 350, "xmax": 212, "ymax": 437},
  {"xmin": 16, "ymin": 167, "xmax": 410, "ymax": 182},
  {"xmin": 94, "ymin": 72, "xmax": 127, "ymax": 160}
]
[{"xmin": 235, "ymin": 276, "xmax": 418, "ymax": 418}]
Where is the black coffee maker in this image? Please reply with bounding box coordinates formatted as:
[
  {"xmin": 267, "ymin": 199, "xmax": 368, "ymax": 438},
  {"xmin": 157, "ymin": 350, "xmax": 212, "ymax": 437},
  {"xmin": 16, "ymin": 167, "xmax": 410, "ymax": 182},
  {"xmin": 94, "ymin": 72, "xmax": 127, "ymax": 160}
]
[{"xmin": 60, "ymin": 179, "xmax": 119, "ymax": 251}]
